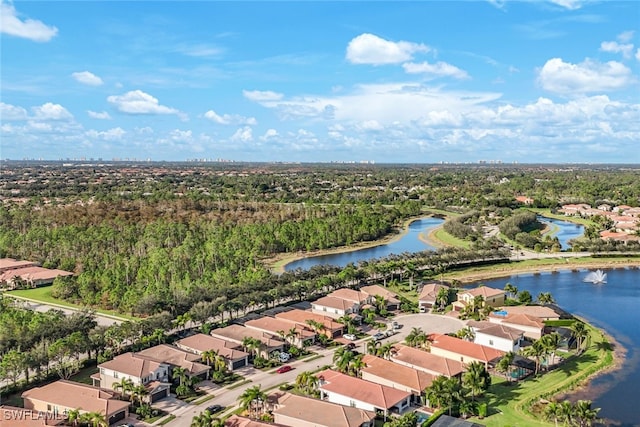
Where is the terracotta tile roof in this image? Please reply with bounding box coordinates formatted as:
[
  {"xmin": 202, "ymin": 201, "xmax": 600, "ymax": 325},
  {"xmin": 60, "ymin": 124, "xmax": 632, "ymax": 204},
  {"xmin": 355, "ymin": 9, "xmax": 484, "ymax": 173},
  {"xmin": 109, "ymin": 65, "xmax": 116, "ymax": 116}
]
[
  {"xmin": 211, "ymin": 324, "xmax": 284, "ymax": 348},
  {"xmin": 390, "ymin": 344, "xmax": 464, "ymax": 377},
  {"xmin": 245, "ymin": 317, "xmax": 315, "ymax": 339},
  {"xmin": 21, "ymin": 380, "xmax": 129, "ymax": 417},
  {"xmin": 137, "ymin": 344, "xmax": 210, "ymax": 375},
  {"xmin": 0, "ymin": 266, "xmax": 72, "ymax": 283},
  {"xmin": 500, "ymin": 313, "xmax": 545, "ymax": 328},
  {"xmin": 360, "ymin": 285, "xmax": 400, "ymax": 303},
  {"xmin": 429, "ymin": 334, "xmax": 505, "ymax": 363},
  {"xmin": 0, "ymin": 258, "xmax": 37, "ymax": 272},
  {"xmin": 0, "ymin": 406, "xmax": 63, "ymax": 426},
  {"xmin": 316, "ymin": 369, "xmax": 410, "ymax": 410},
  {"xmin": 461, "ymin": 287, "xmax": 504, "ymax": 299},
  {"xmin": 225, "ymin": 415, "xmax": 286, "ymax": 427},
  {"xmin": 418, "ymin": 283, "xmax": 449, "ymax": 301},
  {"xmin": 361, "ymin": 355, "xmax": 435, "ymax": 392},
  {"xmin": 273, "ymin": 392, "xmax": 376, "ymax": 427},
  {"xmin": 328, "ymin": 288, "xmax": 369, "ymax": 303},
  {"xmin": 493, "ymin": 305, "xmax": 560, "ymax": 320},
  {"xmin": 312, "ymin": 296, "xmax": 354, "ymax": 312},
  {"xmin": 97, "ymin": 352, "xmax": 166, "ymax": 378},
  {"xmin": 176, "ymin": 334, "xmax": 248, "ymax": 360},
  {"xmin": 474, "ymin": 324, "xmax": 524, "ymax": 341},
  {"xmin": 275, "ymin": 309, "xmax": 343, "ymax": 331}
]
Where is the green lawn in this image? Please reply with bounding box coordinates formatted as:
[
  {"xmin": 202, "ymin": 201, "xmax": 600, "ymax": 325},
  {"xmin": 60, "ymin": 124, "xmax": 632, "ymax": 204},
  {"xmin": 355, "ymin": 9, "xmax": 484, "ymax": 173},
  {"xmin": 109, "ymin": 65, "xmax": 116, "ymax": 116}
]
[
  {"xmin": 470, "ymin": 324, "xmax": 614, "ymax": 426},
  {"xmin": 7, "ymin": 286, "xmax": 134, "ymax": 320},
  {"xmin": 432, "ymin": 228, "xmax": 472, "ymax": 249},
  {"xmin": 69, "ymin": 364, "xmax": 99, "ymax": 385}
]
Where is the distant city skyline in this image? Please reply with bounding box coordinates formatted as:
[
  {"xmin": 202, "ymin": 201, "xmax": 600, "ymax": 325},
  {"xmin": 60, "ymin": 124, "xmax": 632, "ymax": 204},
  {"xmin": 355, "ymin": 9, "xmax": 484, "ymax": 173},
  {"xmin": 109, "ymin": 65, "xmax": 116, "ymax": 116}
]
[{"xmin": 1, "ymin": 0, "xmax": 639, "ymax": 163}]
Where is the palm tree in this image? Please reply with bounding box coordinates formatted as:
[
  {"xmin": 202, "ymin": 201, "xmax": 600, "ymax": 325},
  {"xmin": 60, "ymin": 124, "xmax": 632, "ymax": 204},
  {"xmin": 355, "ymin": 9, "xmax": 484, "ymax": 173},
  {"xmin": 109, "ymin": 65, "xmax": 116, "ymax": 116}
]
[
  {"xmin": 79, "ymin": 411, "xmax": 108, "ymax": 427},
  {"xmin": 462, "ymin": 361, "xmax": 491, "ymax": 402},
  {"xmin": 242, "ymin": 336, "xmax": 262, "ymax": 358},
  {"xmin": 66, "ymin": 408, "xmax": 81, "ymax": 427},
  {"xmin": 377, "ymin": 342, "xmax": 394, "ymax": 360},
  {"xmin": 333, "ymin": 346, "xmax": 355, "ymax": 374},
  {"xmin": 366, "ymin": 339, "xmax": 381, "ymax": 355},
  {"xmin": 541, "ymin": 332, "xmax": 561, "ymax": 368},
  {"xmin": 522, "ymin": 340, "xmax": 547, "ymax": 375},
  {"xmin": 112, "ymin": 377, "xmax": 134, "ymax": 400},
  {"xmin": 504, "ymin": 282, "xmax": 518, "ymax": 299},
  {"xmin": 405, "ymin": 327, "xmax": 427, "ymax": 348},
  {"xmin": 238, "ymin": 385, "xmax": 267, "ymax": 418},
  {"xmin": 436, "ymin": 287, "xmax": 450, "ymax": 311},
  {"xmin": 456, "ymin": 326, "xmax": 475, "ymax": 342},
  {"xmin": 574, "ymin": 400, "xmax": 600, "ymax": 427},
  {"xmin": 558, "ymin": 400, "xmax": 573, "ymax": 426},
  {"xmin": 295, "ymin": 370, "xmax": 319, "ymax": 395},
  {"xmin": 130, "ymin": 384, "xmax": 148, "ymax": 405},
  {"xmin": 570, "ymin": 321, "xmax": 588, "ymax": 354},
  {"xmin": 544, "ymin": 401, "xmax": 562, "ymax": 427},
  {"xmin": 348, "ymin": 354, "xmax": 365, "ymax": 377},
  {"xmin": 537, "ymin": 292, "xmax": 556, "ymax": 305},
  {"xmin": 496, "ymin": 351, "xmax": 515, "ymax": 382},
  {"xmin": 191, "ymin": 409, "xmax": 215, "ymax": 427}
]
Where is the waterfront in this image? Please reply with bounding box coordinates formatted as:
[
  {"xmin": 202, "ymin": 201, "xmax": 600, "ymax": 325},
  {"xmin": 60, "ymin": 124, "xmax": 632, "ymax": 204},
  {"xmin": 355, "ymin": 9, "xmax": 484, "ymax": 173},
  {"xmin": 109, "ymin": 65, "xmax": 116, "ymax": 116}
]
[
  {"xmin": 539, "ymin": 216, "xmax": 585, "ymax": 250},
  {"xmin": 283, "ymin": 216, "xmax": 444, "ymax": 271},
  {"xmin": 476, "ymin": 268, "xmax": 640, "ymax": 426}
]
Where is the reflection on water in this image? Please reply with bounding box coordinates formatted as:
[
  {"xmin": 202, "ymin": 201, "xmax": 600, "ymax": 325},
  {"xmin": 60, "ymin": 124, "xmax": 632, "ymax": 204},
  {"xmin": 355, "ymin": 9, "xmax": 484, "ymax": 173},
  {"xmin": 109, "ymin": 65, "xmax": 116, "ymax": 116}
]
[
  {"xmin": 284, "ymin": 217, "xmax": 444, "ymax": 271},
  {"xmin": 538, "ymin": 216, "xmax": 585, "ymax": 250}
]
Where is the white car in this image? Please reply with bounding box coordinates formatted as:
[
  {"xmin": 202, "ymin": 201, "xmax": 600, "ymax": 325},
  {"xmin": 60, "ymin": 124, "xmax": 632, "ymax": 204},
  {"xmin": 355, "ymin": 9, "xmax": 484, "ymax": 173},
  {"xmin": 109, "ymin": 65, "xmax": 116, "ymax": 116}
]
[
  {"xmin": 343, "ymin": 333, "xmax": 357, "ymax": 341},
  {"xmin": 279, "ymin": 352, "xmax": 291, "ymax": 362}
]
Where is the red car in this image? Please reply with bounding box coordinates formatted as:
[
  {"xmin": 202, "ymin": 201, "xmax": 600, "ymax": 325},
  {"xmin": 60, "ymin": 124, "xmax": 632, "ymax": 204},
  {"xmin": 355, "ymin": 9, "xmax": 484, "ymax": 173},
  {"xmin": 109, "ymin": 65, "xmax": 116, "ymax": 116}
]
[{"xmin": 276, "ymin": 365, "xmax": 293, "ymax": 374}]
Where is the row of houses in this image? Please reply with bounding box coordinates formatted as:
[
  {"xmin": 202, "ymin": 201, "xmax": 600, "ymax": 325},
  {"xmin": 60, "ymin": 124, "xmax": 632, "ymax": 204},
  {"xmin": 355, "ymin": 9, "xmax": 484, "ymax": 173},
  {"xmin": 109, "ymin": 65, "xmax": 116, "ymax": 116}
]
[
  {"xmin": 0, "ymin": 258, "xmax": 73, "ymax": 289},
  {"xmin": 559, "ymin": 203, "xmax": 640, "ymax": 240}
]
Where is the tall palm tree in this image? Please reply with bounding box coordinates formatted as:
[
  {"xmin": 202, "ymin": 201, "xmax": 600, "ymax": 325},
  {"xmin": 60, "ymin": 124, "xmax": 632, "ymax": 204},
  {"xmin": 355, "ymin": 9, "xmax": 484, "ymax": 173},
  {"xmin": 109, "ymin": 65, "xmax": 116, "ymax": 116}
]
[
  {"xmin": 366, "ymin": 340, "xmax": 381, "ymax": 355},
  {"xmin": 377, "ymin": 342, "xmax": 394, "ymax": 360},
  {"xmin": 574, "ymin": 400, "xmax": 600, "ymax": 427},
  {"xmin": 537, "ymin": 292, "xmax": 556, "ymax": 305},
  {"xmin": 522, "ymin": 340, "xmax": 547, "ymax": 375},
  {"xmin": 130, "ymin": 384, "xmax": 148, "ymax": 405},
  {"xmin": 544, "ymin": 402, "xmax": 562, "ymax": 427},
  {"xmin": 558, "ymin": 400, "xmax": 574, "ymax": 426},
  {"xmin": 541, "ymin": 332, "xmax": 562, "ymax": 368},
  {"xmin": 456, "ymin": 326, "xmax": 475, "ymax": 342},
  {"xmin": 66, "ymin": 408, "xmax": 81, "ymax": 427},
  {"xmin": 79, "ymin": 411, "xmax": 108, "ymax": 427},
  {"xmin": 333, "ymin": 346, "xmax": 356, "ymax": 374},
  {"xmin": 570, "ymin": 321, "xmax": 588, "ymax": 354},
  {"xmin": 112, "ymin": 377, "xmax": 134, "ymax": 400},
  {"xmin": 295, "ymin": 370, "xmax": 319, "ymax": 395},
  {"xmin": 238, "ymin": 385, "xmax": 267, "ymax": 418},
  {"xmin": 496, "ymin": 351, "xmax": 515, "ymax": 382},
  {"xmin": 348, "ymin": 354, "xmax": 365, "ymax": 377},
  {"xmin": 190, "ymin": 409, "xmax": 214, "ymax": 427},
  {"xmin": 405, "ymin": 327, "xmax": 427, "ymax": 348},
  {"xmin": 462, "ymin": 361, "xmax": 491, "ymax": 402},
  {"xmin": 436, "ymin": 287, "xmax": 449, "ymax": 311},
  {"xmin": 504, "ymin": 282, "xmax": 518, "ymax": 299}
]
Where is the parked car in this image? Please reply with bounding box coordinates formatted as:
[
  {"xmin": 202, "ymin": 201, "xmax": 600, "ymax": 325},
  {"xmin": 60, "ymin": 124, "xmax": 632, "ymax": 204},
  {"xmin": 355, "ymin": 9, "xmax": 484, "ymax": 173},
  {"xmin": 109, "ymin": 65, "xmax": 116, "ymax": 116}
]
[
  {"xmin": 391, "ymin": 321, "xmax": 400, "ymax": 330},
  {"xmin": 206, "ymin": 405, "xmax": 225, "ymax": 414},
  {"xmin": 345, "ymin": 343, "xmax": 356, "ymax": 350},
  {"xmin": 372, "ymin": 332, "xmax": 385, "ymax": 341},
  {"xmin": 276, "ymin": 365, "xmax": 293, "ymax": 374},
  {"xmin": 279, "ymin": 352, "xmax": 291, "ymax": 362},
  {"xmin": 343, "ymin": 333, "xmax": 357, "ymax": 341}
]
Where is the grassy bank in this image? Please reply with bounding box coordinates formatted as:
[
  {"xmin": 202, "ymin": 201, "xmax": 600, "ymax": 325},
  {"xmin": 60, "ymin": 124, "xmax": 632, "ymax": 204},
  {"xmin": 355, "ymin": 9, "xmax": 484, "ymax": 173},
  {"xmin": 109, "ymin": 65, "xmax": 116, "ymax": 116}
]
[
  {"xmin": 471, "ymin": 324, "xmax": 615, "ymax": 426},
  {"xmin": 7, "ymin": 287, "xmax": 133, "ymax": 320}
]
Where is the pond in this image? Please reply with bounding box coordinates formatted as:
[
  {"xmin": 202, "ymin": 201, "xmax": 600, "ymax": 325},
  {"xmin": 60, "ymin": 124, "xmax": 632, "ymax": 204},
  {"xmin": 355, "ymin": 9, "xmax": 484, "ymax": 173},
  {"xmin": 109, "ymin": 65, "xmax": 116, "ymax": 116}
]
[
  {"xmin": 538, "ymin": 216, "xmax": 585, "ymax": 250},
  {"xmin": 283, "ymin": 217, "xmax": 444, "ymax": 271}
]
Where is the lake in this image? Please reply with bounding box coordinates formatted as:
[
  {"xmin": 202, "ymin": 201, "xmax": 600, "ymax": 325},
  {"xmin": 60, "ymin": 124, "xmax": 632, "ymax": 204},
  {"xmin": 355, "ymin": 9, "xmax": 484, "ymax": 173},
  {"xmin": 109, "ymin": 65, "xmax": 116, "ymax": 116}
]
[
  {"xmin": 476, "ymin": 268, "xmax": 640, "ymax": 426},
  {"xmin": 538, "ymin": 216, "xmax": 585, "ymax": 250},
  {"xmin": 283, "ymin": 216, "xmax": 444, "ymax": 271}
]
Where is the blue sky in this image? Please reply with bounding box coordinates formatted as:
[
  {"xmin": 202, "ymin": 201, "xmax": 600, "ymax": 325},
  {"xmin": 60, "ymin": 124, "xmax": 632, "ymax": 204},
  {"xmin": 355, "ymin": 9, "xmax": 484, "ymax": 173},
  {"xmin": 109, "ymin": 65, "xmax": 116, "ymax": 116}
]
[{"xmin": 1, "ymin": 0, "xmax": 639, "ymax": 163}]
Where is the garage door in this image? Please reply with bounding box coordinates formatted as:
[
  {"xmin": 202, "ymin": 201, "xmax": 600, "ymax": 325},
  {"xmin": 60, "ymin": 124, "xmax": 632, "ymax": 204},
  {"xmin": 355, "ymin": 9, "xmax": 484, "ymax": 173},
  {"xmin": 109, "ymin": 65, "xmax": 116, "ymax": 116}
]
[
  {"xmin": 151, "ymin": 389, "xmax": 169, "ymax": 403},
  {"xmin": 232, "ymin": 359, "xmax": 246, "ymax": 370},
  {"xmin": 108, "ymin": 410, "xmax": 126, "ymax": 425}
]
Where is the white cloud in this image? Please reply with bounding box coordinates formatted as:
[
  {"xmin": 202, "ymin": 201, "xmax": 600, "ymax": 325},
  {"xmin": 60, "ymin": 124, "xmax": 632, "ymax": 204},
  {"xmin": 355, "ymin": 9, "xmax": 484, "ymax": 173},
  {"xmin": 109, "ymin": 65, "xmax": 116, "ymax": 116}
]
[
  {"xmin": 547, "ymin": 0, "xmax": 584, "ymax": 10},
  {"xmin": 86, "ymin": 127, "xmax": 125, "ymax": 141},
  {"xmin": 260, "ymin": 129, "xmax": 279, "ymax": 140},
  {"xmin": 87, "ymin": 110, "xmax": 111, "ymax": 120},
  {"xmin": 107, "ymin": 90, "xmax": 181, "ymax": 116},
  {"xmin": 231, "ymin": 126, "xmax": 253, "ymax": 142},
  {"xmin": 636, "ymin": 48, "xmax": 640, "ymax": 62},
  {"xmin": 243, "ymin": 90, "xmax": 284, "ymax": 102},
  {"xmin": 0, "ymin": 0, "xmax": 58, "ymax": 42},
  {"xmin": 538, "ymin": 58, "xmax": 633, "ymax": 94},
  {"xmin": 617, "ymin": 30, "xmax": 634, "ymax": 43},
  {"xmin": 31, "ymin": 103, "xmax": 73, "ymax": 120},
  {"xmin": 72, "ymin": 71, "xmax": 104, "ymax": 86},
  {"xmin": 600, "ymin": 41, "xmax": 634, "ymax": 58},
  {"xmin": 204, "ymin": 110, "xmax": 257, "ymax": 125},
  {"xmin": 169, "ymin": 129, "xmax": 193, "ymax": 142},
  {"xmin": 175, "ymin": 44, "xmax": 223, "ymax": 58},
  {"xmin": 346, "ymin": 33, "xmax": 429, "ymax": 65},
  {"xmin": 0, "ymin": 102, "xmax": 28, "ymax": 120},
  {"xmin": 358, "ymin": 120, "xmax": 384, "ymax": 131},
  {"xmin": 402, "ymin": 61, "xmax": 469, "ymax": 79}
]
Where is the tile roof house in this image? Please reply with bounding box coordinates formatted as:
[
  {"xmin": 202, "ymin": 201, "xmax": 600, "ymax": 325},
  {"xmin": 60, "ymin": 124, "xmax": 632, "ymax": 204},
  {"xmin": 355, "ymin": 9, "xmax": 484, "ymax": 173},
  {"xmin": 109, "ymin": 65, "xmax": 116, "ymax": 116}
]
[
  {"xmin": 360, "ymin": 355, "xmax": 434, "ymax": 403},
  {"xmin": 275, "ymin": 309, "xmax": 344, "ymax": 339},
  {"xmin": 452, "ymin": 286, "xmax": 505, "ymax": 311},
  {"xmin": 225, "ymin": 415, "xmax": 286, "ymax": 427},
  {"xmin": 492, "ymin": 305, "xmax": 560, "ymax": 320},
  {"xmin": 93, "ymin": 352, "xmax": 171, "ymax": 403},
  {"xmin": 488, "ymin": 312, "xmax": 545, "ymax": 340},
  {"xmin": 175, "ymin": 333, "xmax": 249, "ymax": 370},
  {"xmin": 0, "ymin": 405, "xmax": 64, "ymax": 427},
  {"xmin": 328, "ymin": 289, "xmax": 371, "ymax": 304},
  {"xmin": 244, "ymin": 317, "xmax": 316, "ymax": 348},
  {"xmin": 21, "ymin": 380, "xmax": 130, "ymax": 426},
  {"xmin": 428, "ymin": 334, "xmax": 505, "ymax": 368},
  {"xmin": 137, "ymin": 344, "xmax": 210, "ymax": 379},
  {"xmin": 0, "ymin": 265, "xmax": 73, "ymax": 289},
  {"xmin": 360, "ymin": 285, "xmax": 401, "ymax": 311},
  {"xmin": 470, "ymin": 323, "xmax": 524, "ymax": 353},
  {"xmin": 210, "ymin": 324, "xmax": 285, "ymax": 358},
  {"xmin": 272, "ymin": 392, "xmax": 376, "ymax": 427},
  {"xmin": 317, "ymin": 370, "xmax": 411, "ymax": 417},
  {"xmin": 418, "ymin": 283, "xmax": 449, "ymax": 311},
  {"xmin": 311, "ymin": 296, "xmax": 360, "ymax": 319},
  {"xmin": 0, "ymin": 258, "xmax": 37, "ymax": 272},
  {"xmin": 389, "ymin": 344, "xmax": 464, "ymax": 378}
]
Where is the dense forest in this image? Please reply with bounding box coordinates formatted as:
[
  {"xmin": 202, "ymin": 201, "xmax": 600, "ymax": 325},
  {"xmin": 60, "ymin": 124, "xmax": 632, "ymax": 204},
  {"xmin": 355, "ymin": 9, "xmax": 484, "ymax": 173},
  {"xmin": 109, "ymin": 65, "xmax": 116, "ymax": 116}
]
[{"xmin": 1, "ymin": 162, "xmax": 639, "ymax": 316}]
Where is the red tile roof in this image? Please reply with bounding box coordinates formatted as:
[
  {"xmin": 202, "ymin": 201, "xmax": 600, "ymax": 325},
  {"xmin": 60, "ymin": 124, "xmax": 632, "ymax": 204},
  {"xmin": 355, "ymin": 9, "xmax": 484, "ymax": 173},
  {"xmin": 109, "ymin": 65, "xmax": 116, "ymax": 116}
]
[
  {"xmin": 390, "ymin": 344, "xmax": 464, "ymax": 377},
  {"xmin": 429, "ymin": 334, "xmax": 504, "ymax": 363},
  {"xmin": 361, "ymin": 355, "xmax": 435, "ymax": 392},
  {"xmin": 273, "ymin": 392, "xmax": 376, "ymax": 427}
]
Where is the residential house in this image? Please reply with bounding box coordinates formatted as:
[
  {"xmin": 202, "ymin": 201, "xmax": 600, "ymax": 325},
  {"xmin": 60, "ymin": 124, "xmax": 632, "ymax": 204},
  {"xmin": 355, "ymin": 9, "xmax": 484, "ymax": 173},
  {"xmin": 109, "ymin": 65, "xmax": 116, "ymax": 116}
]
[
  {"xmin": 452, "ymin": 286, "xmax": 505, "ymax": 312},
  {"xmin": 468, "ymin": 322, "xmax": 524, "ymax": 353},
  {"xmin": 92, "ymin": 352, "xmax": 171, "ymax": 402},
  {"xmin": 0, "ymin": 265, "xmax": 73, "ymax": 289},
  {"xmin": 317, "ymin": 370, "xmax": 411, "ymax": 417},
  {"xmin": 0, "ymin": 405, "xmax": 63, "ymax": 427},
  {"xmin": 428, "ymin": 334, "xmax": 505, "ymax": 368},
  {"xmin": 360, "ymin": 285, "xmax": 401, "ymax": 311},
  {"xmin": 210, "ymin": 324, "xmax": 285, "ymax": 358},
  {"xmin": 311, "ymin": 296, "xmax": 359, "ymax": 319},
  {"xmin": 0, "ymin": 258, "xmax": 37, "ymax": 273},
  {"xmin": 515, "ymin": 196, "xmax": 534, "ymax": 205},
  {"xmin": 418, "ymin": 283, "xmax": 449, "ymax": 311},
  {"xmin": 360, "ymin": 355, "xmax": 434, "ymax": 404},
  {"xmin": 244, "ymin": 317, "xmax": 316, "ymax": 348},
  {"xmin": 175, "ymin": 333, "xmax": 249, "ymax": 371},
  {"xmin": 488, "ymin": 312, "xmax": 545, "ymax": 340},
  {"xmin": 22, "ymin": 380, "xmax": 130, "ymax": 426},
  {"xmin": 559, "ymin": 204, "xmax": 591, "ymax": 216},
  {"xmin": 272, "ymin": 392, "xmax": 376, "ymax": 427},
  {"xmin": 275, "ymin": 309, "xmax": 344, "ymax": 339},
  {"xmin": 137, "ymin": 344, "xmax": 210, "ymax": 380},
  {"xmin": 225, "ymin": 415, "xmax": 286, "ymax": 427},
  {"xmin": 390, "ymin": 344, "xmax": 464, "ymax": 378},
  {"xmin": 492, "ymin": 305, "xmax": 560, "ymax": 321},
  {"xmin": 328, "ymin": 288, "xmax": 371, "ymax": 305}
]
